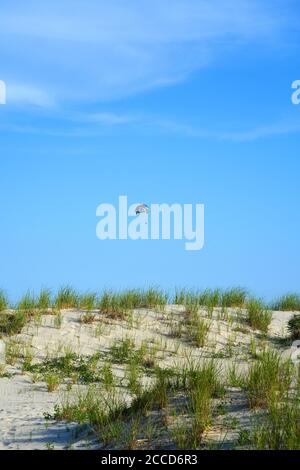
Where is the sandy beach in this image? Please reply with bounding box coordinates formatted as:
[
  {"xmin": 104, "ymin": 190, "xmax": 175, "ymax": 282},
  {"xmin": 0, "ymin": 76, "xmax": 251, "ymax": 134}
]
[{"xmin": 0, "ymin": 304, "xmax": 297, "ymax": 450}]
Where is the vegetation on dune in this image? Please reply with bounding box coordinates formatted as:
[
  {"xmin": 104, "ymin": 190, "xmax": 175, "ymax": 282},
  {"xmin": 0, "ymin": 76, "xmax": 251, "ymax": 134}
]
[
  {"xmin": 25, "ymin": 352, "xmax": 102, "ymax": 384},
  {"xmin": 0, "ymin": 290, "xmax": 9, "ymax": 312},
  {"xmin": 79, "ymin": 292, "xmax": 97, "ymax": 311},
  {"xmin": 273, "ymin": 294, "xmax": 300, "ymax": 312},
  {"xmin": 175, "ymin": 287, "xmax": 248, "ymax": 309},
  {"xmin": 246, "ymin": 350, "xmax": 293, "ymax": 409},
  {"xmin": 1, "ymin": 284, "xmax": 300, "ymax": 450},
  {"xmin": 37, "ymin": 288, "xmax": 52, "ymax": 313},
  {"xmin": 253, "ymin": 399, "xmax": 300, "ymax": 450},
  {"xmin": 49, "ymin": 360, "xmax": 224, "ymax": 449},
  {"xmin": 17, "ymin": 291, "xmax": 36, "ymax": 315},
  {"xmin": 246, "ymin": 298, "xmax": 272, "ymax": 333},
  {"xmin": 0, "ymin": 310, "xmax": 27, "ymax": 336},
  {"xmin": 287, "ymin": 314, "xmax": 300, "ymax": 340},
  {"xmin": 55, "ymin": 286, "xmax": 79, "ymax": 309}
]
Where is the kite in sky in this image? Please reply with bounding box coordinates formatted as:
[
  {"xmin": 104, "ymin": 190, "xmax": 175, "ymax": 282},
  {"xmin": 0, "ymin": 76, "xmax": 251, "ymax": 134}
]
[{"xmin": 135, "ymin": 203, "xmax": 150, "ymax": 215}]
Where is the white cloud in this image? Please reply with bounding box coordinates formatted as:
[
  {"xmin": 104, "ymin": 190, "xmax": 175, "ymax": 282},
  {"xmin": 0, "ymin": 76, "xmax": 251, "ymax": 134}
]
[
  {"xmin": 2, "ymin": 107, "xmax": 300, "ymax": 142},
  {"xmin": 0, "ymin": 0, "xmax": 291, "ymax": 105}
]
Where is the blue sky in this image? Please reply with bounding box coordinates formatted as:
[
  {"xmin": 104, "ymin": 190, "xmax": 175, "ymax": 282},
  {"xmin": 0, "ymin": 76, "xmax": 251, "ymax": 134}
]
[{"xmin": 0, "ymin": 0, "xmax": 300, "ymax": 301}]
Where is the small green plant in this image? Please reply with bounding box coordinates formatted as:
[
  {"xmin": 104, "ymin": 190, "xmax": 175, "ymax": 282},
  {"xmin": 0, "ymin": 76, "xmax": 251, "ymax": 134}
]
[
  {"xmin": 184, "ymin": 294, "xmax": 199, "ymax": 316},
  {"xmin": 54, "ymin": 311, "xmax": 63, "ymax": 329},
  {"xmin": 0, "ymin": 290, "xmax": 9, "ymax": 311},
  {"xmin": 221, "ymin": 288, "xmax": 247, "ymax": 308},
  {"xmin": 247, "ymin": 299, "xmax": 272, "ymax": 333},
  {"xmin": 101, "ymin": 361, "xmax": 115, "ymax": 391},
  {"xmin": 45, "ymin": 373, "xmax": 61, "ymax": 392},
  {"xmin": 37, "ymin": 288, "xmax": 52, "ymax": 313},
  {"xmin": 249, "ymin": 336, "xmax": 259, "ymax": 359},
  {"xmin": 0, "ymin": 310, "xmax": 26, "ymax": 336},
  {"xmin": 187, "ymin": 315, "xmax": 210, "ymax": 348},
  {"xmin": 17, "ymin": 292, "xmax": 36, "ymax": 316},
  {"xmin": 246, "ymin": 350, "xmax": 293, "ymax": 409},
  {"xmin": 227, "ymin": 363, "xmax": 244, "ymax": 387},
  {"xmin": 287, "ymin": 314, "xmax": 300, "ymax": 340},
  {"xmin": 79, "ymin": 292, "xmax": 97, "ymax": 311},
  {"xmin": 22, "ymin": 346, "xmax": 34, "ymax": 371},
  {"xmin": 237, "ymin": 429, "xmax": 251, "ymax": 446},
  {"xmin": 80, "ymin": 312, "xmax": 96, "ymax": 324},
  {"xmin": 55, "ymin": 286, "xmax": 79, "ymax": 309},
  {"xmin": 5, "ymin": 339, "xmax": 23, "ymax": 365},
  {"xmin": 110, "ymin": 337, "xmax": 136, "ymax": 363},
  {"xmin": 174, "ymin": 288, "xmax": 187, "ymax": 305}
]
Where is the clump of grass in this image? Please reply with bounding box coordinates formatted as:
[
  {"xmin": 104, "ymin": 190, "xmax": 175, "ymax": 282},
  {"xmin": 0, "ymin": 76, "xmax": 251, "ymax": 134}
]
[
  {"xmin": 221, "ymin": 288, "xmax": 247, "ymax": 308},
  {"xmin": 169, "ymin": 319, "xmax": 184, "ymax": 338},
  {"xmin": 80, "ymin": 312, "xmax": 96, "ymax": 324},
  {"xmin": 79, "ymin": 292, "xmax": 97, "ymax": 311},
  {"xmin": 174, "ymin": 288, "xmax": 187, "ymax": 305},
  {"xmin": 246, "ymin": 350, "xmax": 294, "ymax": 409},
  {"xmin": 110, "ymin": 337, "xmax": 136, "ymax": 363},
  {"xmin": 273, "ymin": 293, "xmax": 300, "ymax": 311},
  {"xmin": 189, "ymin": 385, "xmax": 211, "ymax": 446},
  {"xmin": 252, "ymin": 399, "xmax": 300, "ymax": 450},
  {"xmin": 55, "ymin": 286, "xmax": 79, "ymax": 309},
  {"xmin": 0, "ymin": 310, "xmax": 26, "ymax": 336},
  {"xmin": 5, "ymin": 338, "xmax": 23, "ymax": 365},
  {"xmin": 249, "ymin": 336, "xmax": 259, "ymax": 359},
  {"xmin": 125, "ymin": 361, "xmax": 142, "ymax": 397},
  {"xmin": 246, "ymin": 298, "xmax": 272, "ymax": 333},
  {"xmin": 98, "ymin": 291, "xmax": 131, "ymax": 320},
  {"xmin": 17, "ymin": 291, "xmax": 36, "ymax": 316},
  {"xmin": 178, "ymin": 360, "xmax": 224, "ymax": 448},
  {"xmin": 186, "ymin": 310, "xmax": 210, "ymax": 348},
  {"xmin": 227, "ymin": 363, "xmax": 245, "ymax": 388},
  {"xmin": 37, "ymin": 288, "xmax": 52, "ymax": 313},
  {"xmin": 22, "ymin": 346, "xmax": 34, "ymax": 371},
  {"xmin": 143, "ymin": 287, "xmax": 168, "ymax": 310},
  {"xmin": 101, "ymin": 361, "xmax": 115, "ymax": 391},
  {"xmin": 0, "ymin": 290, "xmax": 9, "ymax": 311},
  {"xmin": 53, "ymin": 311, "xmax": 63, "ymax": 329},
  {"xmin": 98, "ymin": 288, "xmax": 167, "ymax": 319},
  {"xmin": 199, "ymin": 289, "xmax": 221, "ymax": 308},
  {"xmin": 193, "ymin": 319, "xmax": 210, "ymax": 348},
  {"xmin": 51, "ymin": 385, "xmax": 126, "ymax": 427},
  {"xmin": 184, "ymin": 294, "xmax": 199, "ymax": 316},
  {"xmin": 45, "ymin": 373, "xmax": 61, "ymax": 392},
  {"xmin": 184, "ymin": 360, "xmax": 225, "ymax": 399},
  {"xmin": 287, "ymin": 314, "xmax": 300, "ymax": 340}
]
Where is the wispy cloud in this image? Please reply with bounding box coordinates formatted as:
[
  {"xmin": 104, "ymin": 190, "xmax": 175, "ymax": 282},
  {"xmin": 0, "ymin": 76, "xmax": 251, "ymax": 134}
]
[
  {"xmin": 2, "ymin": 107, "xmax": 300, "ymax": 142},
  {"xmin": 8, "ymin": 83, "xmax": 56, "ymax": 107},
  {"xmin": 153, "ymin": 117, "xmax": 300, "ymax": 142},
  {"xmin": 0, "ymin": 0, "xmax": 292, "ymax": 105}
]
